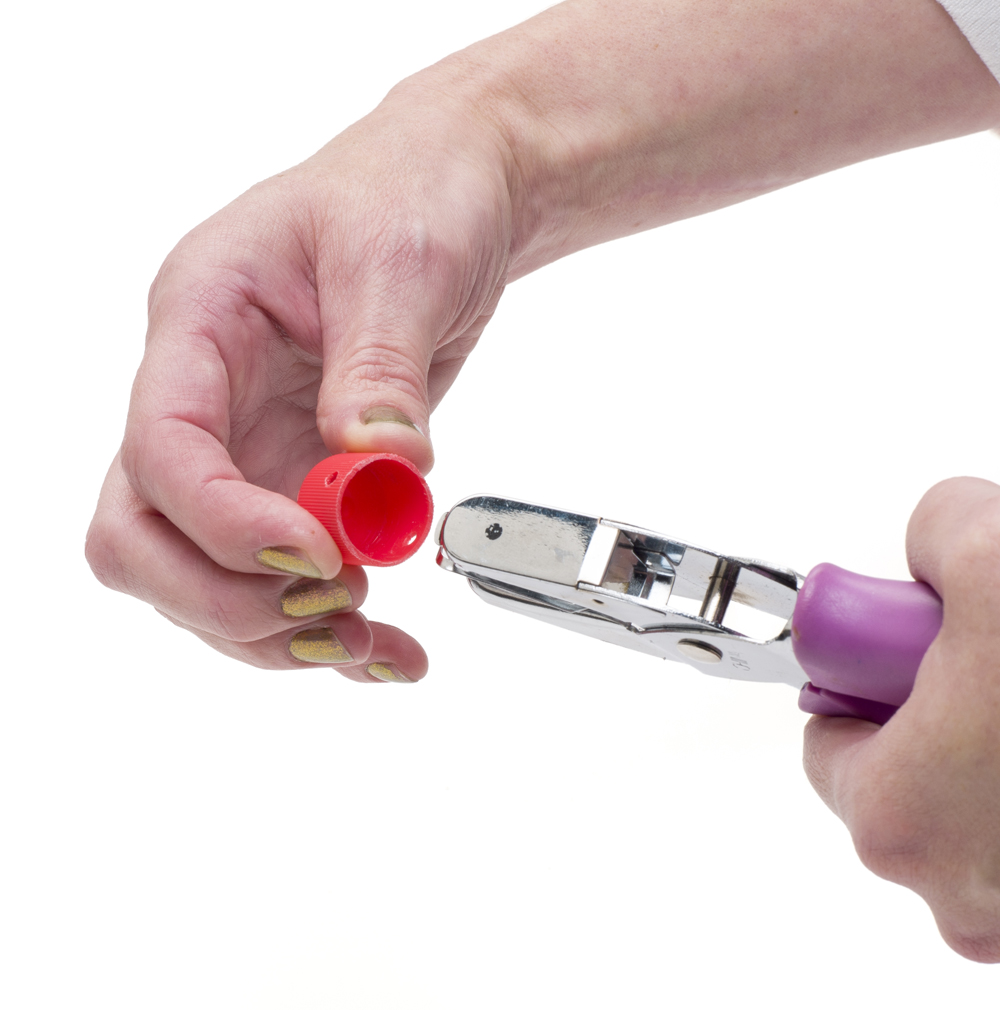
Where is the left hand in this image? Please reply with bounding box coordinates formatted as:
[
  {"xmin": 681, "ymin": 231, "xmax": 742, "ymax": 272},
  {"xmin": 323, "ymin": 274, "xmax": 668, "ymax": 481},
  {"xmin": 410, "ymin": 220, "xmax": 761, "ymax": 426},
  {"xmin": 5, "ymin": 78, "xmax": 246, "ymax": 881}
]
[{"xmin": 84, "ymin": 83, "xmax": 515, "ymax": 682}]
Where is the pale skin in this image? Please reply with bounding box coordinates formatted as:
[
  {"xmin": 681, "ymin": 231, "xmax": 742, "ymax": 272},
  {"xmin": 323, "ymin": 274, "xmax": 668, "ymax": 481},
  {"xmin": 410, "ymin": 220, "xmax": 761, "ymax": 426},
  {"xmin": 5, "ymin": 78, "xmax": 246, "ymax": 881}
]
[{"xmin": 86, "ymin": 0, "xmax": 1000, "ymax": 958}]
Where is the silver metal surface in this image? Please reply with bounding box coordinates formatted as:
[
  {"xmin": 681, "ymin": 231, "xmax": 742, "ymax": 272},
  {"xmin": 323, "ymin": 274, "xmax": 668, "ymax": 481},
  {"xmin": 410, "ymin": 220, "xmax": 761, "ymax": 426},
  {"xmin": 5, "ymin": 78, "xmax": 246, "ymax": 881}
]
[
  {"xmin": 437, "ymin": 495, "xmax": 808, "ymax": 689},
  {"xmin": 440, "ymin": 497, "xmax": 598, "ymax": 585}
]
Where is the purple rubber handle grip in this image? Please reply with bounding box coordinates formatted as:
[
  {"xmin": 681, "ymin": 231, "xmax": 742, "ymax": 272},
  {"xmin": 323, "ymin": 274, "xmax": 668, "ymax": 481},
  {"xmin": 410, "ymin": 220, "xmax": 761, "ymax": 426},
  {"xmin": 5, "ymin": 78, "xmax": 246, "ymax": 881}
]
[{"xmin": 792, "ymin": 563, "xmax": 943, "ymax": 724}]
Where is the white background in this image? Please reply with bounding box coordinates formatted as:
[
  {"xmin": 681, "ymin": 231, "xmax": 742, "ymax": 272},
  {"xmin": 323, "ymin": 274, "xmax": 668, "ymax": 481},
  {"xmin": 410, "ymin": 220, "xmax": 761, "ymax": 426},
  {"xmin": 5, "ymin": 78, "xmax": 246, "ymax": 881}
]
[{"xmin": 3, "ymin": 0, "xmax": 1000, "ymax": 1006}]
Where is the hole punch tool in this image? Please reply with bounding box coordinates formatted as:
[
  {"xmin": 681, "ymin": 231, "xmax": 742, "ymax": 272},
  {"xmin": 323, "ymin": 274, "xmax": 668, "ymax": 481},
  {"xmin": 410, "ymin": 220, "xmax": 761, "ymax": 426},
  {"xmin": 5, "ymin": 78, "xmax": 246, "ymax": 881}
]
[{"xmin": 436, "ymin": 496, "xmax": 943, "ymax": 724}]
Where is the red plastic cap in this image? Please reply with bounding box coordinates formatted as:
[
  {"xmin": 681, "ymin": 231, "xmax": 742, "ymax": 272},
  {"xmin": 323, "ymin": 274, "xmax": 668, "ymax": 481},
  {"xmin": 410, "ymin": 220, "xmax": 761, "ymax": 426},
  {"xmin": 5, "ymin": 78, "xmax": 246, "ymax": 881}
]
[{"xmin": 297, "ymin": 453, "xmax": 433, "ymax": 567}]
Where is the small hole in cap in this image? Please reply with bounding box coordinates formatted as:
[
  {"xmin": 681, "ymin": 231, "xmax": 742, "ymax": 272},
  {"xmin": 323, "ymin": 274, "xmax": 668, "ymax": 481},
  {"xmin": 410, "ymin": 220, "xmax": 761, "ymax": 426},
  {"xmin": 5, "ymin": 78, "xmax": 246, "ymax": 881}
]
[{"xmin": 324, "ymin": 471, "xmax": 339, "ymax": 487}]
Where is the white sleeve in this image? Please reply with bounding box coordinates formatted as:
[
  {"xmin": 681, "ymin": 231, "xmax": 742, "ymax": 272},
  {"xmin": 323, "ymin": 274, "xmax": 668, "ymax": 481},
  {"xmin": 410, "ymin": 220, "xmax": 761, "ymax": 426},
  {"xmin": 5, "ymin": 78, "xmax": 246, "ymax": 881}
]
[{"xmin": 937, "ymin": 0, "xmax": 1000, "ymax": 82}]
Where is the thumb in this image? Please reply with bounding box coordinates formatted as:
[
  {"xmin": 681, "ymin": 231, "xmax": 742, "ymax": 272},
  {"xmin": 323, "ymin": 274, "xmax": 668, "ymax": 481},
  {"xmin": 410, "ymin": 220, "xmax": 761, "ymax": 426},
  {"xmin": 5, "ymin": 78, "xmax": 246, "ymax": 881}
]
[
  {"xmin": 312, "ymin": 185, "xmax": 507, "ymax": 474},
  {"xmin": 316, "ymin": 321, "xmax": 437, "ymax": 475},
  {"xmin": 906, "ymin": 476, "xmax": 1000, "ymax": 607}
]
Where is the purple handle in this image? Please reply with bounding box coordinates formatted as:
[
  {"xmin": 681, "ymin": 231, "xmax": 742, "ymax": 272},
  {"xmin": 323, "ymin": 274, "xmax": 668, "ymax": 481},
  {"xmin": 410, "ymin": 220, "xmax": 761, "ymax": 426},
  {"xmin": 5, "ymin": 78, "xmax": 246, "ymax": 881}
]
[{"xmin": 792, "ymin": 563, "xmax": 942, "ymax": 724}]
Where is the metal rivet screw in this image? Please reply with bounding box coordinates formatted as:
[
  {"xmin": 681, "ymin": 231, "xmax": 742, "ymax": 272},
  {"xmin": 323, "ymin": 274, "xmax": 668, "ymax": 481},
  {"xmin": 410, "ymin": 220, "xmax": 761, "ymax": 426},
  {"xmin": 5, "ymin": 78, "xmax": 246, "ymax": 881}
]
[{"xmin": 676, "ymin": 639, "xmax": 723, "ymax": 664}]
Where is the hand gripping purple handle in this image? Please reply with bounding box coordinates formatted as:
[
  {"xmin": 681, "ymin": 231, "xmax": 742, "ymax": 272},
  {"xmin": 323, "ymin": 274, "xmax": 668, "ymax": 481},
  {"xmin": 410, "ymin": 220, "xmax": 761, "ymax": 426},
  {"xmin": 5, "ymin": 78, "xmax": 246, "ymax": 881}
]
[{"xmin": 792, "ymin": 564, "xmax": 943, "ymax": 724}]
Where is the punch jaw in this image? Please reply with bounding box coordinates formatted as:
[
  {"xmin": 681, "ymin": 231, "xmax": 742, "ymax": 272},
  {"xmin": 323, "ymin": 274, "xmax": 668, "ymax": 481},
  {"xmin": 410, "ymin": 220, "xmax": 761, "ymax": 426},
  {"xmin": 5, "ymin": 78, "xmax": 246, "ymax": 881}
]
[{"xmin": 437, "ymin": 495, "xmax": 809, "ymax": 690}]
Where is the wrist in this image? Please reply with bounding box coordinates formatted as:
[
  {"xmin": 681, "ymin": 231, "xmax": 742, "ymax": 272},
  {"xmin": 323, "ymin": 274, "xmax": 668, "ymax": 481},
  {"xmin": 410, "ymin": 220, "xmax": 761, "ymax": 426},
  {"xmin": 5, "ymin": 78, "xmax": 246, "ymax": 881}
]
[
  {"xmin": 393, "ymin": 0, "xmax": 1000, "ymax": 278},
  {"xmin": 394, "ymin": 1, "xmax": 829, "ymax": 276}
]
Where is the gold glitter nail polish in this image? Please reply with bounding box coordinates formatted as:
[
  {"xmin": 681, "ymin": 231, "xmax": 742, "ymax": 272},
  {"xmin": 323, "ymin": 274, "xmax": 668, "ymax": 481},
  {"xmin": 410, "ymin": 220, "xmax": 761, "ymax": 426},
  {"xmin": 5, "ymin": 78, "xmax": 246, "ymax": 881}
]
[
  {"xmin": 289, "ymin": 627, "xmax": 354, "ymax": 664},
  {"xmin": 257, "ymin": 547, "xmax": 323, "ymax": 579},
  {"xmin": 280, "ymin": 579, "xmax": 352, "ymax": 617},
  {"xmin": 366, "ymin": 662, "xmax": 413, "ymax": 683},
  {"xmin": 360, "ymin": 405, "xmax": 417, "ymax": 429}
]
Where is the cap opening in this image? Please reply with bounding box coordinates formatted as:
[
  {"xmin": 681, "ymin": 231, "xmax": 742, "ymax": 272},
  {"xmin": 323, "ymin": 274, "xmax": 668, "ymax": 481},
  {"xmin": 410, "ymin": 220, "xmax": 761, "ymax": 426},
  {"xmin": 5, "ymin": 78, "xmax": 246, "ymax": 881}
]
[{"xmin": 340, "ymin": 457, "xmax": 431, "ymax": 564}]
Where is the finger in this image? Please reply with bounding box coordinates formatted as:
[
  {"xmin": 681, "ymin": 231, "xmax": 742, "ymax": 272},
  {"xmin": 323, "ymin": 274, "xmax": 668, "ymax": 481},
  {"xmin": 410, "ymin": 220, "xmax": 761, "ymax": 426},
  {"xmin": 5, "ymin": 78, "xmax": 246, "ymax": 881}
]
[
  {"xmin": 806, "ymin": 704, "xmax": 1000, "ymax": 964},
  {"xmin": 165, "ymin": 613, "xmax": 425, "ymax": 683},
  {"xmin": 88, "ymin": 462, "xmax": 370, "ymax": 641},
  {"xmin": 802, "ymin": 714, "xmax": 881, "ymax": 815},
  {"xmin": 316, "ymin": 285, "xmax": 438, "ymax": 474},
  {"xmin": 312, "ymin": 184, "xmax": 507, "ymax": 474},
  {"xmin": 933, "ymin": 905, "xmax": 1000, "ymax": 965},
  {"xmin": 904, "ymin": 477, "xmax": 1000, "ymax": 710},
  {"xmin": 123, "ymin": 274, "xmax": 342, "ymax": 579},
  {"xmin": 170, "ymin": 609, "xmax": 375, "ymax": 671},
  {"xmin": 906, "ymin": 477, "xmax": 1000, "ymax": 604},
  {"xmin": 333, "ymin": 621, "xmax": 429, "ymax": 684}
]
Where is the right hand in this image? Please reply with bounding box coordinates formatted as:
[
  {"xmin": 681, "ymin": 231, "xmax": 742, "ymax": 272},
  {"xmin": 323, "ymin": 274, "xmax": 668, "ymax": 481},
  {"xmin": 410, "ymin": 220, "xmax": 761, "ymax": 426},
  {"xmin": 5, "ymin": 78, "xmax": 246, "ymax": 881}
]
[
  {"xmin": 804, "ymin": 478, "xmax": 1000, "ymax": 962},
  {"xmin": 86, "ymin": 78, "xmax": 516, "ymax": 680}
]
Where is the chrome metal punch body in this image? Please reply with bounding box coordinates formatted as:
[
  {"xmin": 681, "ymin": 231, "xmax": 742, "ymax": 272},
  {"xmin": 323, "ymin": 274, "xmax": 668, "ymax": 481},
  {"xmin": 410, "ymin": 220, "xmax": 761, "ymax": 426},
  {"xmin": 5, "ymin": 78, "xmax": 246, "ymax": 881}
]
[{"xmin": 435, "ymin": 495, "xmax": 808, "ymax": 689}]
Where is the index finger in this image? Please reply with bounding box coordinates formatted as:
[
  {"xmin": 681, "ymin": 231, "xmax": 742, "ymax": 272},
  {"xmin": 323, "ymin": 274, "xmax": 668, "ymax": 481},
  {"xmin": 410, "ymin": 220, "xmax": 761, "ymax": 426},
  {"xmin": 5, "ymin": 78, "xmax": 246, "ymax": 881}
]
[{"xmin": 122, "ymin": 260, "xmax": 341, "ymax": 579}]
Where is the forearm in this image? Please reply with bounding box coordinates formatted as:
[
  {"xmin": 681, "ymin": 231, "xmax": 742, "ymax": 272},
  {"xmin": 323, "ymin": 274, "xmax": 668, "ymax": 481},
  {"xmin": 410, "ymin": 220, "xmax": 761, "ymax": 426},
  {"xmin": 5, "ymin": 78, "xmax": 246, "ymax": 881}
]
[{"xmin": 402, "ymin": 0, "xmax": 1000, "ymax": 275}]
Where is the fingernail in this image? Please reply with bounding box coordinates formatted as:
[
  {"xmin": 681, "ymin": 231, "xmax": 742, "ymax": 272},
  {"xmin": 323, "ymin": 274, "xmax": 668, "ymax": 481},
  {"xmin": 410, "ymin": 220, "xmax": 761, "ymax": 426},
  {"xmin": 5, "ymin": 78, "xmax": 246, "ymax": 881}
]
[
  {"xmin": 366, "ymin": 662, "xmax": 416, "ymax": 683},
  {"xmin": 281, "ymin": 579, "xmax": 352, "ymax": 617},
  {"xmin": 289, "ymin": 627, "xmax": 354, "ymax": 664},
  {"xmin": 360, "ymin": 405, "xmax": 418, "ymax": 430},
  {"xmin": 257, "ymin": 547, "xmax": 323, "ymax": 579}
]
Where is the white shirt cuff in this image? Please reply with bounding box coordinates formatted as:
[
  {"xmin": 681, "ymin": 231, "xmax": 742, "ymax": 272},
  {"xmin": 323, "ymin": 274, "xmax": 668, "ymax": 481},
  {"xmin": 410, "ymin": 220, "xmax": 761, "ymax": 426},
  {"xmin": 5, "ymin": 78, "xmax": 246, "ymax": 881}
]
[{"xmin": 937, "ymin": 0, "xmax": 1000, "ymax": 83}]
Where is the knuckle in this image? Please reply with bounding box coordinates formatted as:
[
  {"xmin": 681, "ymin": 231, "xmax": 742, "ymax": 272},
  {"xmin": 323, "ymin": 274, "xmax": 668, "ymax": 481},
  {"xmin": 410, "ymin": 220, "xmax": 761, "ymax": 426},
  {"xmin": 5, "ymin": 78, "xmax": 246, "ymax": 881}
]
[
  {"xmin": 934, "ymin": 865, "xmax": 1000, "ymax": 962},
  {"xmin": 339, "ymin": 342, "xmax": 427, "ymax": 402},
  {"xmin": 941, "ymin": 925, "xmax": 1000, "ymax": 963},
  {"xmin": 192, "ymin": 572, "xmax": 288, "ymax": 645},
  {"xmin": 953, "ymin": 498, "xmax": 1000, "ymax": 561},
  {"xmin": 936, "ymin": 892, "xmax": 1000, "ymax": 963},
  {"xmin": 199, "ymin": 593, "xmax": 266, "ymax": 644},
  {"xmin": 86, "ymin": 468, "xmax": 161, "ymax": 600},
  {"xmin": 908, "ymin": 478, "xmax": 1000, "ymax": 582},
  {"xmin": 84, "ymin": 518, "xmax": 122, "ymax": 590},
  {"xmin": 853, "ymin": 826, "xmax": 931, "ymax": 885},
  {"xmin": 372, "ymin": 224, "xmax": 434, "ymax": 283},
  {"xmin": 118, "ymin": 427, "xmax": 155, "ymax": 493},
  {"xmin": 849, "ymin": 784, "xmax": 934, "ymax": 886},
  {"xmin": 221, "ymin": 635, "xmax": 301, "ymax": 670},
  {"xmin": 85, "ymin": 512, "xmax": 139, "ymax": 595},
  {"xmin": 174, "ymin": 617, "xmax": 295, "ymax": 670},
  {"xmin": 353, "ymin": 209, "xmax": 479, "ymax": 313},
  {"xmin": 351, "ymin": 206, "xmax": 449, "ymax": 284},
  {"xmin": 937, "ymin": 496, "xmax": 1000, "ymax": 596}
]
